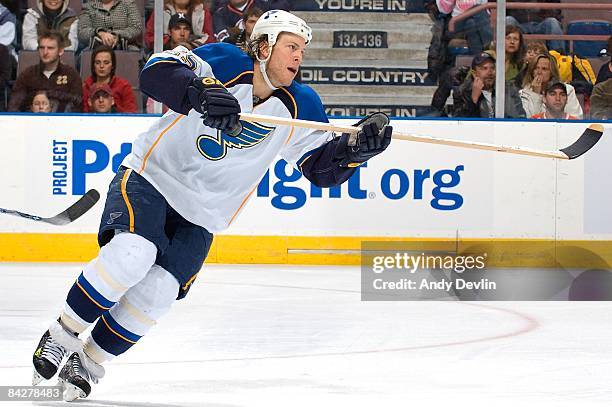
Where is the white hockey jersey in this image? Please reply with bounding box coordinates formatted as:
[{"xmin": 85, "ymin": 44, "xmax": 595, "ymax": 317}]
[{"xmin": 124, "ymin": 43, "xmax": 333, "ymax": 233}]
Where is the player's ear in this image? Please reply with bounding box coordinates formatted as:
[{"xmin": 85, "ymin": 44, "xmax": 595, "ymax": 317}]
[{"xmin": 259, "ymin": 41, "xmax": 270, "ymax": 59}]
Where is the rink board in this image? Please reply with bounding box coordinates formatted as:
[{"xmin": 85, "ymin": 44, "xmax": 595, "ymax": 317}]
[{"xmin": 0, "ymin": 114, "xmax": 610, "ymax": 266}]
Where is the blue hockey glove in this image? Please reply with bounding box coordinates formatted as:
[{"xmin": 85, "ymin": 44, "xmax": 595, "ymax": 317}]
[
  {"xmin": 187, "ymin": 77, "xmax": 242, "ymax": 135},
  {"xmin": 336, "ymin": 112, "xmax": 392, "ymax": 167}
]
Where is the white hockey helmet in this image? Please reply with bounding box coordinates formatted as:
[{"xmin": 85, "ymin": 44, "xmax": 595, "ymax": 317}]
[{"xmin": 250, "ymin": 10, "xmax": 312, "ymax": 47}]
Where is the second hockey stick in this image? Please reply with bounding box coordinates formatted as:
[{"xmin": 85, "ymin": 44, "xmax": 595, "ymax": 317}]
[
  {"xmin": 239, "ymin": 113, "xmax": 604, "ymax": 160},
  {"xmin": 0, "ymin": 189, "xmax": 100, "ymax": 226}
]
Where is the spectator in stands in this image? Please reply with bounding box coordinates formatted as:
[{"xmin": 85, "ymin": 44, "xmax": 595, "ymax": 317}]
[
  {"xmin": 437, "ymin": 0, "xmax": 492, "ymax": 54},
  {"xmin": 28, "ymin": 89, "xmax": 54, "ymax": 112},
  {"xmin": 226, "ymin": 6, "xmax": 262, "ymax": 46},
  {"xmin": 505, "ymin": 25, "xmax": 526, "ymax": 85},
  {"xmin": 164, "ymin": 13, "xmax": 199, "ymax": 50},
  {"xmin": 530, "ymin": 80, "xmax": 578, "ymax": 119},
  {"xmin": 145, "ymin": 0, "xmax": 214, "ymax": 51},
  {"xmin": 506, "ymin": 0, "xmax": 565, "ymax": 53},
  {"xmin": 515, "ymin": 40, "xmax": 548, "ymax": 87},
  {"xmin": 22, "ymin": 0, "xmax": 78, "ymax": 51},
  {"xmin": 82, "ymin": 45, "xmax": 137, "ymax": 113},
  {"xmin": 595, "ymin": 36, "xmax": 611, "ymax": 84},
  {"xmin": 453, "ymin": 51, "xmax": 526, "ymax": 118},
  {"xmin": 519, "ymin": 53, "xmax": 583, "ymax": 118},
  {"xmin": 8, "ymin": 31, "xmax": 82, "ymax": 112},
  {"xmin": 78, "ymin": 0, "xmax": 143, "ymax": 50},
  {"xmin": 214, "ymin": 0, "xmax": 289, "ymax": 11},
  {"xmin": 88, "ymin": 82, "xmax": 116, "ymax": 113},
  {"xmin": 0, "ymin": 2, "xmax": 17, "ymax": 104},
  {"xmin": 213, "ymin": 0, "xmax": 272, "ymax": 42},
  {"xmin": 590, "ymin": 79, "xmax": 611, "ymax": 120}
]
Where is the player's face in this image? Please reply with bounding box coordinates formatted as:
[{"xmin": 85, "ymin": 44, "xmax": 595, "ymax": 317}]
[
  {"xmin": 43, "ymin": 0, "xmax": 63, "ymax": 11},
  {"xmin": 94, "ymin": 51, "xmax": 113, "ymax": 80},
  {"xmin": 170, "ymin": 24, "xmax": 191, "ymax": 43},
  {"xmin": 38, "ymin": 38, "xmax": 62, "ymax": 66},
  {"xmin": 475, "ymin": 61, "xmax": 496, "ymax": 89},
  {"xmin": 90, "ymin": 92, "xmax": 114, "ymax": 113},
  {"xmin": 31, "ymin": 93, "xmax": 51, "ymax": 113},
  {"xmin": 544, "ymin": 88, "xmax": 567, "ymax": 114},
  {"xmin": 266, "ymin": 33, "xmax": 305, "ymax": 87}
]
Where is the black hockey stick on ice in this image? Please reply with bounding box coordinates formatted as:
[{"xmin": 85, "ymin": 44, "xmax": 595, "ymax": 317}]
[
  {"xmin": 240, "ymin": 113, "xmax": 605, "ymax": 160},
  {"xmin": 0, "ymin": 189, "xmax": 100, "ymax": 225}
]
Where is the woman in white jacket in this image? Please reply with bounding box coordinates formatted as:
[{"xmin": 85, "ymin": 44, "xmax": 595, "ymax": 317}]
[
  {"xmin": 22, "ymin": 0, "xmax": 78, "ymax": 51},
  {"xmin": 519, "ymin": 53, "xmax": 583, "ymax": 119}
]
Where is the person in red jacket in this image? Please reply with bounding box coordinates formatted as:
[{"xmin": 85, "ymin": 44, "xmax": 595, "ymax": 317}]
[
  {"xmin": 82, "ymin": 46, "xmax": 137, "ymax": 113},
  {"xmin": 145, "ymin": 0, "xmax": 215, "ymax": 51}
]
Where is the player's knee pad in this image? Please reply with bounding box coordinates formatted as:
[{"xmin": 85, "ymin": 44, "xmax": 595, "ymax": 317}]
[
  {"xmin": 86, "ymin": 232, "xmax": 158, "ymax": 299},
  {"xmin": 61, "ymin": 233, "xmax": 158, "ymax": 334},
  {"xmin": 85, "ymin": 265, "xmax": 179, "ymax": 362}
]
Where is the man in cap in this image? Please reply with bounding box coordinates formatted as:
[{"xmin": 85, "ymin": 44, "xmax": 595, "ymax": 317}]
[
  {"xmin": 166, "ymin": 13, "xmax": 197, "ymax": 50},
  {"xmin": 530, "ymin": 80, "xmax": 577, "ymax": 119},
  {"xmin": 453, "ymin": 51, "xmax": 526, "ymax": 118},
  {"xmin": 87, "ymin": 83, "xmax": 116, "ymax": 113}
]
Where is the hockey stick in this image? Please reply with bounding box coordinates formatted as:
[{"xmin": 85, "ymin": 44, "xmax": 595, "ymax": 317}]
[
  {"xmin": 0, "ymin": 189, "xmax": 100, "ymax": 225},
  {"xmin": 239, "ymin": 113, "xmax": 604, "ymax": 160}
]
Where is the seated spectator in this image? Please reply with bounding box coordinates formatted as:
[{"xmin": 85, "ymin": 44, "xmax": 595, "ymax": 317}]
[
  {"xmin": 531, "ymin": 81, "xmax": 578, "ymax": 119},
  {"xmin": 213, "ymin": 0, "xmax": 271, "ymax": 42},
  {"xmin": 78, "ymin": 0, "xmax": 143, "ymax": 50},
  {"xmin": 438, "ymin": 0, "xmax": 492, "ymax": 54},
  {"xmin": 596, "ymin": 37, "xmax": 611, "ymax": 84},
  {"xmin": 82, "ymin": 45, "xmax": 136, "ymax": 113},
  {"xmin": 515, "ymin": 40, "xmax": 548, "ymax": 87},
  {"xmin": 590, "ymin": 79, "xmax": 611, "ymax": 120},
  {"xmin": 453, "ymin": 51, "xmax": 526, "ymax": 118},
  {"xmin": 0, "ymin": 2, "xmax": 17, "ymax": 106},
  {"xmin": 8, "ymin": 31, "xmax": 82, "ymax": 112},
  {"xmin": 28, "ymin": 89, "xmax": 54, "ymax": 112},
  {"xmin": 164, "ymin": 13, "xmax": 200, "ymax": 50},
  {"xmin": 22, "ymin": 0, "xmax": 78, "ymax": 51},
  {"xmin": 145, "ymin": 0, "xmax": 214, "ymax": 51},
  {"xmin": 506, "ymin": 0, "xmax": 565, "ymax": 53},
  {"xmin": 519, "ymin": 53, "xmax": 583, "ymax": 119},
  {"xmin": 504, "ymin": 25, "xmax": 526, "ymax": 85},
  {"xmin": 215, "ymin": 0, "xmax": 289, "ymax": 11},
  {"xmin": 88, "ymin": 82, "xmax": 116, "ymax": 113},
  {"xmin": 226, "ymin": 6, "xmax": 262, "ymax": 46}
]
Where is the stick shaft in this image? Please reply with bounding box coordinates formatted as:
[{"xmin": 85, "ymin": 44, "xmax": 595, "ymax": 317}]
[{"xmin": 239, "ymin": 112, "xmax": 569, "ymax": 160}]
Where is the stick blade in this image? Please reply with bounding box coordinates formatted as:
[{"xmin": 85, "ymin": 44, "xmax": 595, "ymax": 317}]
[
  {"xmin": 559, "ymin": 124, "xmax": 604, "ymax": 160},
  {"xmin": 47, "ymin": 189, "xmax": 101, "ymax": 225}
]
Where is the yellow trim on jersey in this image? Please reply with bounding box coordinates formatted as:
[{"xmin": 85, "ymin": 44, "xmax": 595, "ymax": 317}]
[
  {"xmin": 182, "ymin": 273, "xmax": 199, "ymax": 291},
  {"xmin": 138, "ymin": 115, "xmax": 184, "ymax": 173},
  {"xmin": 224, "ymin": 71, "xmax": 253, "ymax": 88},
  {"xmin": 278, "ymin": 87, "xmax": 298, "ymax": 119},
  {"xmin": 120, "ymin": 169, "xmax": 135, "ymax": 232},
  {"xmin": 227, "ymin": 187, "xmax": 257, "ymax": 227},
  {"xmin": 284, "ymin": 125, "xmax": 296, "ymax": 146},
  {"xmin": 76, "ymin": 281, "xmax": 111, "ymax": 310},
  {"xmin": 100, "ymin": 315, "xmax": 137, "ymax": 344}
]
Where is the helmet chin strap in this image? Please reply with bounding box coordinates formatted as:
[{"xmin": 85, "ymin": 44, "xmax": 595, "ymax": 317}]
[{"xmin": 257, "ymin": 47, "xmax": 278, "ymax": 91}]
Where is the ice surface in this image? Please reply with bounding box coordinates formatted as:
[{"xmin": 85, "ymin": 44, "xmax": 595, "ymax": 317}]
[{"xmin": 0, "ymin": 263, "xmax": 611, "ymax": 406}]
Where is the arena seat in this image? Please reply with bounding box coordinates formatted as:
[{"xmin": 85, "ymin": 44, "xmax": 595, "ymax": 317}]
[{"xmin": 566, "ymin": 20, "xmax": 611, "ymax": 57}]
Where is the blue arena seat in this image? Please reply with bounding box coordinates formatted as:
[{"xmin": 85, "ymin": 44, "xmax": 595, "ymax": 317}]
[{"xmin": 567, "ymin": 20, "xmax": 612, "ymax": 57}]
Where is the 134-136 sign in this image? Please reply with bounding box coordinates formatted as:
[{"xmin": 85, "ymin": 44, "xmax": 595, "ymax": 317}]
[{"xmin": 334, "ymin": 31, "xmax": 388, "ymax": 48}]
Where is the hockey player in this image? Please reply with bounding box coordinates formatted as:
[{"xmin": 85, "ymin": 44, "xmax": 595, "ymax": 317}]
[{"xmin": 31, "ymin": 10, "xmax": 392, "ymax": 401}]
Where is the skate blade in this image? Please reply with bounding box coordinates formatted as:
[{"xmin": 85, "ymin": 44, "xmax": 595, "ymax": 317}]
[
  {"xmin": 32, "ymin": 370, "xmax": 44, "ymax": 386},
  {"xmin": 59, "ymin": 379, "xmax": 87, "ymax": 402}
]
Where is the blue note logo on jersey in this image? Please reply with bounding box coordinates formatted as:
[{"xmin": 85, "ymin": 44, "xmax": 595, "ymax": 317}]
[{"xmin": 197, "ymin": 120, "xmax": 275, "ymax": 161}]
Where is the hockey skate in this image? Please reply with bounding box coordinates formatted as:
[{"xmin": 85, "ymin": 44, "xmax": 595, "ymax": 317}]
[
  {"xmin": 32, "ymin": 329, "xmax": 68, "ymax": 385},
  {"xmin": 58, "ymin": 352, "xmax": 93, "ymax": 401}
]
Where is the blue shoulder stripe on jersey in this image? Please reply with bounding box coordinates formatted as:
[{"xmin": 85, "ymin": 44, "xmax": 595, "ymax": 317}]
[
  {"xmin": 283, "ymin": 81, "xmax": 329, "ymax": 123},
  {"xmin": 192, "ymin": 43, "xmax": 254, "ymax": 85}
]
